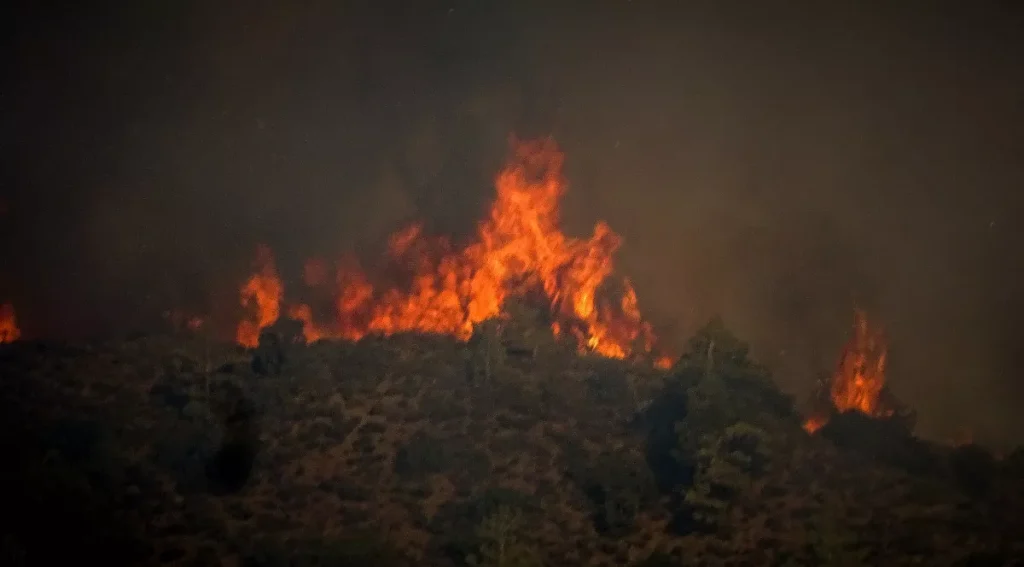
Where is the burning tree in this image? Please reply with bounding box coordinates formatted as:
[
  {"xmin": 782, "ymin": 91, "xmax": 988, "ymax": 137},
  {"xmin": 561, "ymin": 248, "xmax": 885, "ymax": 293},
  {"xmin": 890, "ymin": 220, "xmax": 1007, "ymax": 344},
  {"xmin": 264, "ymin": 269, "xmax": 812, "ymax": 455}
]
[
  {"xmin": 803, "ymin": 309, "xmax": 908, "ymax": 433},
  {"xmin": 235, "ymin": 138, "xmax": 673, "ymax": 367}
]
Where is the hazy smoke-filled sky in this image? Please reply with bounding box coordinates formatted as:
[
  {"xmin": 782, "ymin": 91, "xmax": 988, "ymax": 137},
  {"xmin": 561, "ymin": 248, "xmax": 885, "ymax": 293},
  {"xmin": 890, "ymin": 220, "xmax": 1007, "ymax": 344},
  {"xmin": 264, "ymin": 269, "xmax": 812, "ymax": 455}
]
[{"xmin": 3, "ymin": 2, "xmax": 1022, "ymax": 446}]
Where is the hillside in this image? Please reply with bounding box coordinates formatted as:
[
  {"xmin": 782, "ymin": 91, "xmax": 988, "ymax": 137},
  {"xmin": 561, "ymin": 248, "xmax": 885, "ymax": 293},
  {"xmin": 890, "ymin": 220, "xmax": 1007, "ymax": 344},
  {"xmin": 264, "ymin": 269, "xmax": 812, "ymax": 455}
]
[{"xmin": 1, "ymin": 317, "xmax": 1022, "ymax": 566}]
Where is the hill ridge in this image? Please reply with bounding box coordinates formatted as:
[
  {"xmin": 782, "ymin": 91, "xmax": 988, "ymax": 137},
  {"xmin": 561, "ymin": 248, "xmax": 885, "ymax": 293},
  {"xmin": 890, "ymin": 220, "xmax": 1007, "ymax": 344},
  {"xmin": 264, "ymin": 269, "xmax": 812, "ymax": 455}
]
[{"xmin": 1, "ymin": 321, "xmax": 1021, "ymax": 566}]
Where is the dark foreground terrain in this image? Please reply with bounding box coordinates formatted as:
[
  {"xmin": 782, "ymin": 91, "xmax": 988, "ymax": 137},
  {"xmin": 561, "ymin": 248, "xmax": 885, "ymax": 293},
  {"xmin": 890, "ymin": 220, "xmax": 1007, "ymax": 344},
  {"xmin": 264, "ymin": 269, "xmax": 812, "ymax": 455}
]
[{"xmin": 1, "ymin": 318, "xmax": 1022, "ymax": 566}]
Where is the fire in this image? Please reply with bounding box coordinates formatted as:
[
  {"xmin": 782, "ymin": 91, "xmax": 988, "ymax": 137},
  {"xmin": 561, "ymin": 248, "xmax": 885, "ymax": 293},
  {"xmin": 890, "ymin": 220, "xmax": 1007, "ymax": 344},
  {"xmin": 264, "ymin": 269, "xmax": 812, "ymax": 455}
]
[
  {"xmin": 0, "ymin": 303, "xmax": 21, "ymax": 343},
  {"xmin": 830, "ymin": 309, "xmax": 890, "ymax": 417},
  {"xmin": 803, "ymin": 309, "xmax": 891, "ymax": 432},
  {"xmin": 235, "ymin": 138, "xmax": 670, "ymax": 366},
  {"xmin": 236, "ymin": 244, "xmax": 284, "ymax": 347},
  {"xmin": 163, "ymin": 309, "xmax": 205, "ymax": 333},
  {"xmin": 802, "ymin": 415, "xmax": 827, "ymax": 434}
]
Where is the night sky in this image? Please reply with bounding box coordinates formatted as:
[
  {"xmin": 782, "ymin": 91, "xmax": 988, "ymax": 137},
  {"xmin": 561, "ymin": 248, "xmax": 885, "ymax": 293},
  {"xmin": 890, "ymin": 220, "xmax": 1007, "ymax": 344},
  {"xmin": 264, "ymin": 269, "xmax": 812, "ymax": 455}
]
[{"xmin": 3, "ymin": 2, "xmax": 1023, "ymax": 447}]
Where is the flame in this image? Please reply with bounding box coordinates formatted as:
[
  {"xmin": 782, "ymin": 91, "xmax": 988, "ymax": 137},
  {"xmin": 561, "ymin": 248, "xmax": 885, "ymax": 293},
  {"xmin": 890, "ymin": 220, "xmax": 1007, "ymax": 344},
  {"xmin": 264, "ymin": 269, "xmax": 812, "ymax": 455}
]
[
  {"xmin": 236, "ymin": 244, "xmax": 284, "ymax": 347},
  {"xmin": 831, "ymin": 309, "xmax": 890, "ymax": 417},
  {"xmin": 803, "ymin": 308, "xmax": 891, "ymax": 432},
  {"xmin": 802, "ymin": 415, "xmax": 827, "ymax": 434},
  {"xmin": 0, "ymin": 303, "xmax": 21, "ymax": 343},
  {"xmin": 235, "ymin": 138, "xmax": 670, "ymax": 365}
]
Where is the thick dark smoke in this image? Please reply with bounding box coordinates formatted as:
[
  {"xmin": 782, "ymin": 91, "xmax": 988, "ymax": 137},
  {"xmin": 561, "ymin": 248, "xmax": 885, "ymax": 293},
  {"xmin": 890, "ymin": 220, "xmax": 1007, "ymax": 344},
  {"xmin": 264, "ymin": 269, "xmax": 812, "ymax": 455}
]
[{"xmin": 4, "ymin": 2, "xmax": 1022, "ymax": 446}]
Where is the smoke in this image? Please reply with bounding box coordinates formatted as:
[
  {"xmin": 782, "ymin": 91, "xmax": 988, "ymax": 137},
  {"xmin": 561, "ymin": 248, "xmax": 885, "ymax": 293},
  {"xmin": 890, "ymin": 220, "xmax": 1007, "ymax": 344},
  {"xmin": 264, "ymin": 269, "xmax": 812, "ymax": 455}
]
[{"xmin": 4, "ymin": 2, "xmax": 1023, "ymax": 446}]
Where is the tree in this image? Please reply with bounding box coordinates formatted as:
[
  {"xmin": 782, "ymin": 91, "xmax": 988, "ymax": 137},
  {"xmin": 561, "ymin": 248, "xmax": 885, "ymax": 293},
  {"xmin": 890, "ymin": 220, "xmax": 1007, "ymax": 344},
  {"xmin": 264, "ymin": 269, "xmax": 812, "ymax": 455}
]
[
  {"xmin": 683, "ymin": 422, "xmax": 770, "ymax": 527},
  {"xmin": 467, "ymin": 506, "xmax": 542, "ymax": 567}
]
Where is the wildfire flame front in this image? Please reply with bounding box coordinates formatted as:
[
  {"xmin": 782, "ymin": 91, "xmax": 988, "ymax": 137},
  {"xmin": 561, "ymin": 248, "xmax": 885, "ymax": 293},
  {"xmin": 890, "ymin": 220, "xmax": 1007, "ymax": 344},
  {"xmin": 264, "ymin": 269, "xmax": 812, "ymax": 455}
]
[{"xmin": 235, "ymin": 138, "xmax": 672, "ymax": 367}]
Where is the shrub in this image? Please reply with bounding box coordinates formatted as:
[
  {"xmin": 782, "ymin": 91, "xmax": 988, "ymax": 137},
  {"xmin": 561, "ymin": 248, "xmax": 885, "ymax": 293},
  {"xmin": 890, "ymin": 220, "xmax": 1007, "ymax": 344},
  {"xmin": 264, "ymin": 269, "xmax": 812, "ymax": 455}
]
[
  {"xmin": 948, "ymin": 443, "xmax": 997, "ymax": 497},
  {"xmin": 682, "ymin": 422, "xmax": 770, "ymax": 527},
  {"xmin": 633, "ymin": 551, "xmax": 682, "ymax": 567},
  {"xmin": 250, "ymin": 317, "xmax": 305, "ymax": 376},
  {"xmin": 640, "ymin": 378, "xmax": 692, "ymax": 493},
  {"xmin": 644, "ymin": 319, "xmax": 786, "ymax": 497},
  {"xmin": 802, "ymin": 501, "xmax": 869, "ymax": 566},
  {"xmin": 244, "ymin": 532, "xmax": 406, "ymax": 566},
  {"xmin": 467, "ymin": 318, "xmax": 506, "ymax": 384},
  {"xmin": 583, "ymin": 358, "xmax": 634, "ymax": 407},
  {"xmin": 467, "ymin": 506, "xmax": 542, "ymax": 567},
  {"xmin": 501, "ymin": 298, "xmax": 559, "ymax": 356},
  {"xmin": 819, "ymin": 412, "xmax": 940, "ymax": 475},
  {"xmin": 676, "ymin": 318, "xmax": 796, "ymax": 425},
  {"xmin": 394, "ymin": 432, "xmax": 454, "ymax": 478},
  {"xmin": 432, "ymin": 488, "xmax": 535, "ymax": 565},
  {"xmin": 567, "ymin": 451, "xmax": 658, "ymax": 538},
  {"xmin": 1001, "ymin": 446, "xmax": 1024, "ymax": 477}
]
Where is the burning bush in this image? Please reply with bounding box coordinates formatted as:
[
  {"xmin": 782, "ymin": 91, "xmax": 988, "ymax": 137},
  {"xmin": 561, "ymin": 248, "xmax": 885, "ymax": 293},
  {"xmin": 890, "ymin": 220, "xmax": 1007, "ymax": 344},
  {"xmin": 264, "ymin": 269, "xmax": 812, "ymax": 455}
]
[
  {"xmin": 250, "ymin": 316, "xmax": 306, "ymax": 376},
  {"xmin": 803, "ymin": 309, "xmax": 910, "ymax": 434}
]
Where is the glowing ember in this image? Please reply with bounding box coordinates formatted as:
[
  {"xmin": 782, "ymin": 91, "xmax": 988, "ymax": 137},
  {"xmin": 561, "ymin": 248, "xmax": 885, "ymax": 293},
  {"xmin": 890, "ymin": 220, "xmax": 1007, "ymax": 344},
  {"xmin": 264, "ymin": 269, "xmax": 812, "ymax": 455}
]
[
  {"xmin": 0, "ymin": 303, "xmax": 21, "ymax": 343},
  {"xmin": 163, "ymin": 310, "xmax": 204, "ymax": 333},
  {"xmin": 802, "ymin": 415, "xmax": 827, "ymax": 434},
  {"xmin": 235, "ymin": 138, "xmax": 671, "ymax": 366},
  {"xmin": 803, "ymin": 308, "xmax": 891, "ymax": 432}
]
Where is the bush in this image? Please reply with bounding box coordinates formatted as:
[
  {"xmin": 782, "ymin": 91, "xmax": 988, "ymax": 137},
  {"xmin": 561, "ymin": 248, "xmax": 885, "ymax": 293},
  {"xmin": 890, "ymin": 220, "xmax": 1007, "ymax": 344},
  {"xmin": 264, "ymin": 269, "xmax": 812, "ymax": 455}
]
[
  {"xmin": 244, "ymin": 532, "xmax": 406, "ymax": 566},
  {"xmin": 633, "ymin": 551, "xmax": 682, "ymax": 567},
  {"xmin": 250, "ymin": 317, "xmax": 305, "ymax": 376},
  {"xmin": 501, "ymin": 297, "xmax": 560, "ymax": 356},
  {"xmin": 46, "ymin": 418, "xmax": 106, "ymax": 464},
  {"xmin": 643, "ymin": 319, "xmax": 787, "ymax": 509},
  {"xmin": 819, "ymin": 412, "xmax": 940, "ymax": 475},
  {"xmin": 676, "ymin": 319, "xmax": 796, "ymax": 425},
  {"xmin": 802, "ymin": 501, "xmax": 869, "ymax": 566},
  {"xmin": 948, "ymin": 443, "xmax": 997, "ymax": 497},
  {"xmin": 432, "ymin": 488, "xmax": 535, "ymax": 565},
  {"xmin": 682, "ymin": 422, "xmax": 770, "ymax": 528},
  {"xmin": 1000, "ymin": 446, "xmax": 1024, "ymax": 477},
  {"xmin": 640, "ymin": 378, "xmax": 692, "ymax": 493},
  {"xmin": 394, "ymin": 432, "xmax": 455, "ymax": 478},
  {"xmin": 466, "ymin": 318, "xmax": 506, "ymax": 384},
  {"xmin": 567, "ymin": 451, "xmax": 658, "ymax": 538},
  {"xmin": 467, "ymin": 506, "xmax": 542, "ymax": 567},
  {"xmin": 584, "ymin": 360, "xmax": 633, "ymax": 405}
]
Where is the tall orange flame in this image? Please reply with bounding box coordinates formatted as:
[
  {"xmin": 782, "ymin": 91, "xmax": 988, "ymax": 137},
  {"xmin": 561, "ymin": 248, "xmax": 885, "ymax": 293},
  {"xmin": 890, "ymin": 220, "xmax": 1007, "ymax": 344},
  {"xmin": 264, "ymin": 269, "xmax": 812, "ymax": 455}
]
[
  {"xmin": 235, "ymin": 138, "xmax": 671, "ymax": 366},
  {"xmin": 0, "ymin": 303, "xmax": 21, "ymax": 343},
  {"xmin": 236, "ymin": 244, "xmax": 284, "ymax": 348},
  {"xmin": 803, "ymin": 308, "xmax": 891, "ymax": 433},
  {"xmin": 830, "ymin": 309, "xmax": 890, "ymax": 417}
]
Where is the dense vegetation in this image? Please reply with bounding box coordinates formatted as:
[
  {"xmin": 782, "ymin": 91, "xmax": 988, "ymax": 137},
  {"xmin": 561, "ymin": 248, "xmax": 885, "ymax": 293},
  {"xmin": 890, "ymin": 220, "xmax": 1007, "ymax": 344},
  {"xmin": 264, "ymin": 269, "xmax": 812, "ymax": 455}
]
[{"xmin": 1, "ymin": 313, "xmax": 1021, "ymax": 566}]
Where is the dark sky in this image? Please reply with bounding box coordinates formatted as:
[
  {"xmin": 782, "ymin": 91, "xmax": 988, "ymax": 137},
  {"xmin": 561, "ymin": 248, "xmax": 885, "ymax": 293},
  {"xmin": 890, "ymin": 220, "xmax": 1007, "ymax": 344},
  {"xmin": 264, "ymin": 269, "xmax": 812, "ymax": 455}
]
[{"xmin": 3, "ymin": 1, "xmax": 1023, "ymax": 447}]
